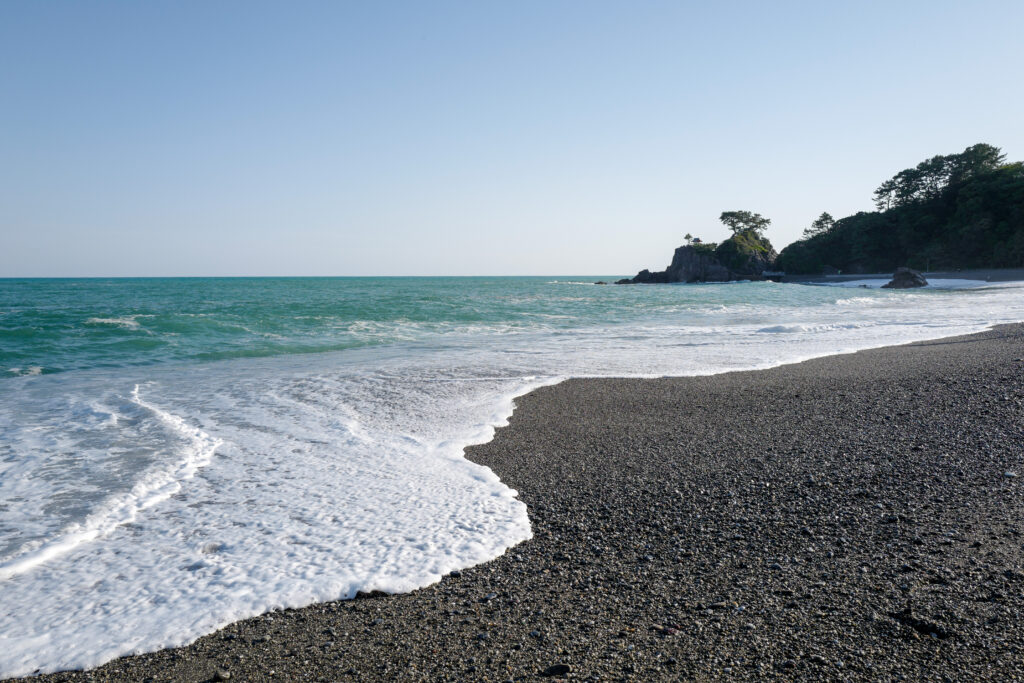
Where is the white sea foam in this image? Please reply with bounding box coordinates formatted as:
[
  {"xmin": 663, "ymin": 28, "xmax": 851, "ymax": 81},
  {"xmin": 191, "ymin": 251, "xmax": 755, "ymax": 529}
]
[
  {"xmin": 5, "ymin": 366, "xmax": 43, "ymax": 376},
  {"xmin": 1, "ymin": 281, "xmax": 1023, "ymax": 677},
  {"xmin": 0, "ymin": 387, "xmax": 220, "ymax": 582},
  {"xmin": 757, "ymin": 322, "xmax": 869, "ymax": 334},
  {"xmin": 85, "ymin": 316, "xmax": 149, "ymax": 330}
]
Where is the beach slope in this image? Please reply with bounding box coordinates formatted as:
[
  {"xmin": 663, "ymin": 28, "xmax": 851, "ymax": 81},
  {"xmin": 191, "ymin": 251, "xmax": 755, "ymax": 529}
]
[{"xmin": 16, "ymin": 325, "xmax": 1024, "ymax": 681}]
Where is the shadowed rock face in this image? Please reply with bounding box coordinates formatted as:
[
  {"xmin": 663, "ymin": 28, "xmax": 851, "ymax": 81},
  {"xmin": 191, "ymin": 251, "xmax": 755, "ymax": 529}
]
[
  {"xmin": 617, "ymin": 236, "xmax": 777, "ymax": 284},
  {"xmin": 882, "ymin": 267, "xmax": 928, "ymax": 289},
  {"xmin": 628, "ymin": 246, "xmax": 733, "ymax": 283}
]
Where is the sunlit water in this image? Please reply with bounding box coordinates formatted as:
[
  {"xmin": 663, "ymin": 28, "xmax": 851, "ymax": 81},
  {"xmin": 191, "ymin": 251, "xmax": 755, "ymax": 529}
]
[{"xmin": 1, "ymin": 276, "xmax": 1021, "ymax": 676}]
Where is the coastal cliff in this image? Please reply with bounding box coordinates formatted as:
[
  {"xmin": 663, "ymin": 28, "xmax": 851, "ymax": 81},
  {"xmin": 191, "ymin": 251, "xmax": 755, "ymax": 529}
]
[{"xmin": 618, "ymin": 229, "xmax": 777, "ymax": 284}]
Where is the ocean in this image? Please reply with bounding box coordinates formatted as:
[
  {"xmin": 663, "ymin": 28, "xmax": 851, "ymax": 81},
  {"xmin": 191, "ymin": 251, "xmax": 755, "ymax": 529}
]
[{"xmin": 1, "ymin": 275, "xmax": 1021, "ymax": 677}]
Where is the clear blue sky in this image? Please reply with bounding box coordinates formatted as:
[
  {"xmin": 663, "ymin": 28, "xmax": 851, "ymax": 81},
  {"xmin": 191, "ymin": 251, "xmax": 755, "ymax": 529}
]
[{"xmin": 2, "ymin": 1, "xmax": 1022, "ymax": 276}]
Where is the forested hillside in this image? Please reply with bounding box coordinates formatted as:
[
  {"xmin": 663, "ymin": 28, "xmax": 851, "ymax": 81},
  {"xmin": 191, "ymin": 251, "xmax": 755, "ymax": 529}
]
[{"xmin": 778, "ymin": 144, "xmax": 1024, "ymax": 274}]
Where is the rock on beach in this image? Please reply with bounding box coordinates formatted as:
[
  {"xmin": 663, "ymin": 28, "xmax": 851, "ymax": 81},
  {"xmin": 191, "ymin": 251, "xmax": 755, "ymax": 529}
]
[{"xmin": 882, "ymin": 267, "xmax": 928, "ymax": 288}]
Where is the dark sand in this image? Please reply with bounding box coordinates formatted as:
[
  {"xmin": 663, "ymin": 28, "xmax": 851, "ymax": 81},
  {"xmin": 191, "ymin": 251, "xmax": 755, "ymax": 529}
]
[{"xmin": 16, "ymin": 325, "xmax": 1024, "ymax": 682}]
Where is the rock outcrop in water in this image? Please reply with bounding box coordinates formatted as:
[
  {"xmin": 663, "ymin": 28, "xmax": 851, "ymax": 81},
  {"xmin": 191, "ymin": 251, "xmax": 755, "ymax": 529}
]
[
  {"xmin": 882, "ymin": 267, "xmax": 928, "ymax": 289},
  {"xmin": 617, "ymin": 230, "xmax": 777, "ymax": 284},
  {"xmin": 618, "ymin": 247, "xmax": 732, "ymax": 284}
]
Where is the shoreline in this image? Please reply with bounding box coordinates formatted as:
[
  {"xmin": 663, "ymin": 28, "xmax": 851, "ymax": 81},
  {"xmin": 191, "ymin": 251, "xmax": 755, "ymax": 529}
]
[
  {"xmin": 13, "ymin": 324, "xmax": 1024, "ymax": 681},
  {"xmin": 782, "ymin": 267, "xmax": 1024, "ymax": 284}
]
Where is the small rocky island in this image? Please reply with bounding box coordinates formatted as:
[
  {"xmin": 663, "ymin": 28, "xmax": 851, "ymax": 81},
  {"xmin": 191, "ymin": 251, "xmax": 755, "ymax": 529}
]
[
  {"xmin": 881, "ymin": 267, "xmax": 928, "ymax": 289},
  {"xmin": 617, "ymin": 212, "xmax": 777, "ymax": 284}
]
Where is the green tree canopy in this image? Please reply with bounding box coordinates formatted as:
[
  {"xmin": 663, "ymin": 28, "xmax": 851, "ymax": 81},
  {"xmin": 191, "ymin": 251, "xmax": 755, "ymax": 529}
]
[
  {"xmin": 719, "ymin": 210, "xmax": 770, "ymax": 236},
  {"xmin": 802, "ymin": 212, "xmax": 835, "ymax": 239},
  {"xmin": 873, "ymin": 143, "xmax": 1006, "ymax": 210},
  {"xmin": 777, "ymin": 143, "xmax": 1024, "ymax": 274}
]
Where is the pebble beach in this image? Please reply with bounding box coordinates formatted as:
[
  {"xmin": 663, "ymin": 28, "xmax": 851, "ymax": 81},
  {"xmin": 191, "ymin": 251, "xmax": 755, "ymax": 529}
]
[{"xmin": 14, "ymin": 323, "xmax": 1024, "ymax": 682}]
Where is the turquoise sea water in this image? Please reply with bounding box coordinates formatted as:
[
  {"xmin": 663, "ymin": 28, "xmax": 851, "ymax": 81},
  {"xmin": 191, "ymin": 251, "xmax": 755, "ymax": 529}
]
[
  {"xmin": 1, "ymin": 276, "xmax": 1021, "ymax": 677},
  {"xmin": 0, "ymin": 276, "xmax": 898, "ymax": 375},
  {"xmin": 8, "ymin": 275, "xmax": 1003, "ymax": 377}
]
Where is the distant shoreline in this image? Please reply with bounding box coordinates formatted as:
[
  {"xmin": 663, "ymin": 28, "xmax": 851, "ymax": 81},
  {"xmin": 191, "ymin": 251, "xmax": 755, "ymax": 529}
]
[{"xmin": 782, "ymin": 267, "xmax": 1024, "ymax": 283}]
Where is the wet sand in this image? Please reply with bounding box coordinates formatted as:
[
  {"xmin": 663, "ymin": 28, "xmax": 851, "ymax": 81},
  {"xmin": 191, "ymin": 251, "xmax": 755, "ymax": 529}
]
[{"xmin": 15, "ymin": 324, "xmax": 1024, "ymax": 681}]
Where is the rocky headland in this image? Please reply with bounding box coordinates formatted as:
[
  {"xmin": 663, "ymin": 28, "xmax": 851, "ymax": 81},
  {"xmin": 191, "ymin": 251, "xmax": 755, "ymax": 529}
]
[
  {"xmin": 618, "ymin": 229, "xmax": 777, "ymax": 284},
  {"xmin": 776, "ymin": 143, "xmax": 1024, "ymax": 276}
]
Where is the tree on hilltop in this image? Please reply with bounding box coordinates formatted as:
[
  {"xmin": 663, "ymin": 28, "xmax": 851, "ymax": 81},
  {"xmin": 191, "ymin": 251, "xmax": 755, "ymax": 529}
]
[
  {"xmin": 720, "ymin": 210, "xmax": 770, "ymax": 236},
  {"xmin": 802, "ymin": 212, "xmax": 835, "ymax": 239}
]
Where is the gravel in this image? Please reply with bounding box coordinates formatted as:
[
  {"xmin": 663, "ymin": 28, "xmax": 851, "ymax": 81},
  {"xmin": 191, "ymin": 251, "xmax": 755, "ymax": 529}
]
[{"xmin": 13, "ymin": 324, "xmax": 1024, "ymax": 682}]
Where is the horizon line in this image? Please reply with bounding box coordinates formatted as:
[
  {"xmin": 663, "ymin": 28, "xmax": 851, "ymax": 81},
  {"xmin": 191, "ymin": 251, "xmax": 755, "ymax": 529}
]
[{"xmin": 0, "ymin": 274, "xmax": 632, "ymax": 280}]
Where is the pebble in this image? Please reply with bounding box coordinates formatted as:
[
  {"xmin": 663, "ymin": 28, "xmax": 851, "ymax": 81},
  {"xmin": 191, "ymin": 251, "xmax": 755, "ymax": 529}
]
[{"xmin": 542, "ymin": 663, "xmax": 572, "ymax": 677}]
